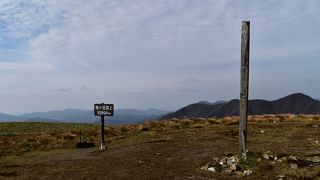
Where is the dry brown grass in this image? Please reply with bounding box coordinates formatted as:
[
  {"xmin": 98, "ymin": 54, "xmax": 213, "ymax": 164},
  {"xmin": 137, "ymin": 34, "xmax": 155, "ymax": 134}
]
[
  {"xmin": 1, "ymin": 114, "xmax": 320, "ymax": 179},
  {"xmin": 2, "ymin": 114, "xmax": 320, "ymax": 157}
]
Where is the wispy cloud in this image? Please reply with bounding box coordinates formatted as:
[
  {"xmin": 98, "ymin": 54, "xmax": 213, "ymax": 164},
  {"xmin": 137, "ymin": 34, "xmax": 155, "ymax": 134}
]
[{"xmin": 0, "ymin": 0, "xmax": 320, "ymax": 113}]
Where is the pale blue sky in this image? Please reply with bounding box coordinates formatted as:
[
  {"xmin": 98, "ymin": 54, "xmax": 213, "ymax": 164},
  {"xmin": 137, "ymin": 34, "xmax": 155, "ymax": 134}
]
[{"xmin": 0, "ymin": 0, "xmax": 320, "ymax": 113}]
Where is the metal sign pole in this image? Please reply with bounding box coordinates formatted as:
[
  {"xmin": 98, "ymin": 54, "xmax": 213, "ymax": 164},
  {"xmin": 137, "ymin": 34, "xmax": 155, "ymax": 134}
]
[
  {"xmin": 101, "ymin": 115, "xmax": 105, "ymax": 150},
  {"xmin": 94, "ymin": 103, "xmax": 113, "ymax": 150}
]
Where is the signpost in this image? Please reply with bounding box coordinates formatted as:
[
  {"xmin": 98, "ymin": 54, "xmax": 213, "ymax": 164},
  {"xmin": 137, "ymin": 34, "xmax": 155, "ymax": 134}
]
[{"xmin": 94, "ymin": 103, "xmax": 114, "ymax": 150}]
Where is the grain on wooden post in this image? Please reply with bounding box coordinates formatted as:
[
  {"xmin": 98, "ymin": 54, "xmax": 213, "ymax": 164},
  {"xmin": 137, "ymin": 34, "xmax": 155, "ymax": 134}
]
[{"xmin": 239, "ymin": 21, "xmax": 250, "ymax": 156}]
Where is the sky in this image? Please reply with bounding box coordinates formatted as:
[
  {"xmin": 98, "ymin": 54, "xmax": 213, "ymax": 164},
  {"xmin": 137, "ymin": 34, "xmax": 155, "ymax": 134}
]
[{"xmin": 0, "ymin": 0, "xmax": 320, "ymax": 114}]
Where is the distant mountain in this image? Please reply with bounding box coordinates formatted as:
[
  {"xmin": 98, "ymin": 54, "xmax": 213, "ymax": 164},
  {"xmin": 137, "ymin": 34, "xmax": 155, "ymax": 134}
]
[
  {"xmin": 95, "ymin": 109, "xmax": 170, "ymax": 125},
  {"xmin": 18, "ymin": 108, "xmax": 169, "ymax": 125},
  {"xmin": 198, "ymin": 100, "xmax": 227, "ymax": 105},
  {"xmin": 0, "ymin": 113, "xmax": 25, "ymax": 122},
  {"xmin": 22, "ymin": 109, "xmax": 91, "ymax": 123},
  {"xmin": 161, "ymin": 93, "xmax": 320, "ymax": 119}
]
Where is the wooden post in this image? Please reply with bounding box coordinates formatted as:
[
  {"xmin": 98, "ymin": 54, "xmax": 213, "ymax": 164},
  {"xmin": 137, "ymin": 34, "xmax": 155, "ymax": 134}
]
[
  {"xmin": 239, "ymin": 21, "xmax": 250, "ymax": 156},
  {"xmin": 101, "ymin": 116, "xmax": 105, "ymax": 150}
]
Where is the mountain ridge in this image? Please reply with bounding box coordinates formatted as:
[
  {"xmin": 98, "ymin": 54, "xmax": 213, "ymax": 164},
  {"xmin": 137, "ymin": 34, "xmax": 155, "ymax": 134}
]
[
  {"xmin": 0, "ymin": 108, "xmax": 169, "ymax": 125},
  {"xmin": 162, "ymin": 93, "xmax": 320, "ymax": 119}
]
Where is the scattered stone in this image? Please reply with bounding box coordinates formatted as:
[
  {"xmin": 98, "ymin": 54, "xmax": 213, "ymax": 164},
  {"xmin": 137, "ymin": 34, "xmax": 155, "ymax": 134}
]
[
  {"xmin": 257, "ymin": 158, "xmax": 262, "ymax": 162},
  {"xmin": 289, "ymin": 156, "xmax": 297, "ymax": 161},
  {"xmin": 311, "ymin": 156, "xmax": 320, "ymax": 163},
  {"xmin": 235, "ymin": 171, "xmax": 243, "ymax": 176},
  {"xmin": 263, "ymin": 154, "xmax": 269, "ymax": 160},
  {"xmin": 221, "ymin": 157, "xmax": 227, "ymax": 164},
  {"xmin": 243, "ymin": 170, "xmax": 252, "ymax": 176},
  {"xmin": 312, "ymin": 124, "xmax": 319, "ymax": 128},
  {"xmin": 274, "ymin": 156, "xmax": 278, "ymax": 161},
  {"xmin": 260, "ymin": 130, "xmax": 264, "ymax": 133},
  {"xmin": 208, "ymin": 167, "xmax": 216, "ymax": 172},
  {"xmin": 229, "ymin": 157, "xmax": 236, "ymax": 163},
  {"xmin": 281, "ymin": 157, "xmax": 287, "ymax": 161},
  {"xmin": 219, "ymin": 161, "xmax": 224, "ymax": 165},
  {"xmin": 200, "ymin": 165, "xmax": 208, "ymax": 171},
  {"xmin": 230, "ymin": 164, "xmax": 237, "ymax": 171},
  {"xmin": 290, "ymin": 163, "xmax": 298, "ymax": 169},
  {"xmin": 227, "ymin": 160, "xmax": 233, "ymax": 166},
  {"xmin": 269, "ymin": 161, "xmax": 276, "ymax": 167},
  {"xmin": 277, "ymin": 175, "xmax": 286, "ymax": 180}
]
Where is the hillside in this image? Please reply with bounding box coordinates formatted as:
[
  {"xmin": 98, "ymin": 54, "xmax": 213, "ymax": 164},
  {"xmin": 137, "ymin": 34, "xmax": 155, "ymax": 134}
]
[
  {"xmin": 0, "ymin": 113, "xmax": 25, "ymax": 122},
  {"xmin": 0, "ymin": 109, "xmax": 169, "ymax": 124},
  {"xmin": 1, "ymin": 115, "xmax": 320, "ymax": 179},
  {"xmin": 162, "ymin": 93, "xmax": 320, "ymax": 119}
]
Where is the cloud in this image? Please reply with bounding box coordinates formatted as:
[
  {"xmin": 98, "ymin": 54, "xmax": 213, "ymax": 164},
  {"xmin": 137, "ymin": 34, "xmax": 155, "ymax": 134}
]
[
  {"xmin": 1, "ymin": 0, "xmax": 320, "ymax": 113},
  {"xmin": 79, "ymin": 85, "xmax": 90, "ymax": 91},
  {"xmin": 49, "ymin": 88, "xmax": 72, "ymax": 93},
  {"xmin": 0, "ymin": 61, "xmax": 17, "ymax": 70}
]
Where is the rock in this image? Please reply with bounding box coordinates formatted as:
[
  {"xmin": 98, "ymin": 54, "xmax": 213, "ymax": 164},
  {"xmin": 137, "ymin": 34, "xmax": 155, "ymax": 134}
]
[
  {"xmin": 230, "ymin": 157, "xmax": 236, "ymax": 163},
  {"xmin": 269, "ymin": 161, "xmax": 276, "ymax": 167},
  {"xmin": 289, "ymin": 156, "xmax": 297, "ymax": 161},
  {"xmin": 277, "ymin": 175, "xmax": 286, "ymax": 180},
  {"xmin": 281, "ymin": 157, "xmax": 287, "ymax": 161},
  {"xmin": 312, "ymin": 124, "xmax": 319, "ymax": 128},
  {"xmin": 243, "ymin": 170, "xmax": 252, "ymax": 176},
  {"xmin": 290, "ymin": 163, "xmax": 298, "ymax": 169},
  {"xmin": 230, "ymin": 164, "xmax": 237, "ymax": 171},
  {"xmin": 311, "ymin": 156, "xmax": 320, "ymax": 163},
  {"xmin": 274, "ymin": 156, "xmax": 278, "ymax": 161},
  {"xmin": 208, "ymin": 167, "xmax": 216, "ymax": 172},
  {"xmin": 260, "ymin": 130, "xmax": 264, "ymax": 133},
  {"xmin": 219, "ymin": 161, "xmax": 224, "ymax": 165},
  {"xmin": 263, "ymin": 154, "xmax": 269, "ymax": 160},
  {"xmin": 257, "ymin": 158, "xmax": 262, "ymax": 162},
  {"xmin": 227, "ymin": 160, "xmax": 233, "ymax": 166},
  {"xmin": 235, "ymin": 171, "xmax": 243, "ymax": 176},
  {"xmin": 200, "ymin": 165, "xmax": 208, "ymax": 171},
  {"xmin": 221, "ymin": 157, "xmax": 227, "ymax": 164}
]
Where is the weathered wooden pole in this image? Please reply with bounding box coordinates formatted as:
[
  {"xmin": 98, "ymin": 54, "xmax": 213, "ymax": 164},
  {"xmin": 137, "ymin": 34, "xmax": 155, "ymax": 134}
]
[
  {"xmin": 239, "ymin": 21, "xmax": 250, "ymax": 156},
  {"xmin": 101, "ymin": 115, "xmax": 105, "ymax": 150}
]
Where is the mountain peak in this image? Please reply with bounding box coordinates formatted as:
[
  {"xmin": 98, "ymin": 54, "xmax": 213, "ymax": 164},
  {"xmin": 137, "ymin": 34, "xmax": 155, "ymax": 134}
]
[
  {"xmin": 279, "ymin": 93, "xmax": 314, "ymax": 101},
  {"xmin": 162, "ymin": 93, "xmax": 320, "ymax": 119}
]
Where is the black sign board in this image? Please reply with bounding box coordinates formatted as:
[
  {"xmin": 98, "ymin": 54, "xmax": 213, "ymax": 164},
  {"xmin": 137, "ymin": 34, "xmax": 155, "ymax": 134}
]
[{"xmin": 94, "ymin": 103, "xmax": 114, "ymax": 116}]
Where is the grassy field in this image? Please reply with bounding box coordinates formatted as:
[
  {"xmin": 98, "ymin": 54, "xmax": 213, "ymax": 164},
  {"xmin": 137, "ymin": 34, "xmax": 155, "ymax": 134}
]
[{"xmin": 1, "ymin": 114, "xmax": 320, "ymax": 179}]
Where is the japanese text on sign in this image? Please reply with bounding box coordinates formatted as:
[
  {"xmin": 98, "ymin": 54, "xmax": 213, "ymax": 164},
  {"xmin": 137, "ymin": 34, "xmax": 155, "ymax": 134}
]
[{"xmin": 94, "ymin": 104, "xmax": 114, "ymax": 116}]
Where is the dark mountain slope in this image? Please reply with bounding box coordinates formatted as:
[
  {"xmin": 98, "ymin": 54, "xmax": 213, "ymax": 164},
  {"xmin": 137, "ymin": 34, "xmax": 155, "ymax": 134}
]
[{"xmin": 162, "ymin": 93, "xmax": 320, "ymax": 119}]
